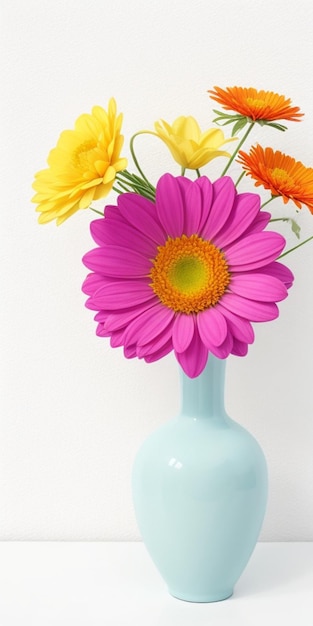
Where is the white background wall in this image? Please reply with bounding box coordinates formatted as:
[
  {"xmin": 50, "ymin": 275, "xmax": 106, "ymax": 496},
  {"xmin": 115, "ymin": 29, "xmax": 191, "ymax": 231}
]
[{"xmin": 1, "ymin": 0, "xmax": 313, "ymax": 541}]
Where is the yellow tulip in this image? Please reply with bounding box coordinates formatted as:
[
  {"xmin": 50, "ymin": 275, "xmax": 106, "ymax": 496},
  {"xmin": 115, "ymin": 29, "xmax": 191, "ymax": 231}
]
[{"xmin": 153, "ymin": 116, "xmax": 235, "ymax": 170}]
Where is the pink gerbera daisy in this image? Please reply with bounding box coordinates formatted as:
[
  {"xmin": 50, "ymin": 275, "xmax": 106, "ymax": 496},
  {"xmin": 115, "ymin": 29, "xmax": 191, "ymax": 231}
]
[{"xmin": 82, "ymin": 174, "xmax": 293, "ymax": 378}]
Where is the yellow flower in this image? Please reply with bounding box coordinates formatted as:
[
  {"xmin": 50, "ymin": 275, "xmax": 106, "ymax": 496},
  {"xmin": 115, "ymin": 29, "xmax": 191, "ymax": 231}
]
[
  {"xmin": 153, "ymin": 116, "xmax": 235, "ymax": 170},
  {"xmin": 32, "ymin": 99, "xmax": 127, "ymax": 225}
]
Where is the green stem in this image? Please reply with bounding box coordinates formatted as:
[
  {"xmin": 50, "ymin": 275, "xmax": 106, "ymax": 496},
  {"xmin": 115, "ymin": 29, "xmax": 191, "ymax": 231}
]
[
  {"xmin": 261, "ymin": 195, "xmax": 277, "ymax": 209},
  {"xmin": 114, "ymin": 179, "xmax": 132, "ymax": 193},
  {"xmin": 221, "ymin": 122, "xmax": 255, "ymax": 176},
  {"xmin": 278, "ymin": 235, "xmax": 313, "ymax": 258},
  {"xmin": 89, "ymin": 207, "xmax": 104, "ymax": 216},
  {"xmin": 115, "ymin": 172, "xmax": 156, "ymax": 198},
  {"xmin": 129, "ymin": 132, "xmax": 153, "ymax": 185},
  {"xmin": 235, "ymin": 171, "xmax": 246, "ymax": 187},
  {"xmin": 118, "ymin": 169, "xmax": 156, "ymax": 193},
  {"xmin": 196, "ymin": 169, "xmax": 201, "ymax": 178},
  {"xmin": 118, "ymin": 168, "xmax": 153, "ymax": 187},
  {"xmin": 181, "ymin": 167, "xmax": 186, "ymax": 176}
]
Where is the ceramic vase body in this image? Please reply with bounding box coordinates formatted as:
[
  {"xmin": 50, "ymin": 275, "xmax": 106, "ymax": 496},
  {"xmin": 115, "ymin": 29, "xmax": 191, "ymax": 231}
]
[{"xmin": 132, "ymin": 356, "xmax": 268, "ymax": 602}]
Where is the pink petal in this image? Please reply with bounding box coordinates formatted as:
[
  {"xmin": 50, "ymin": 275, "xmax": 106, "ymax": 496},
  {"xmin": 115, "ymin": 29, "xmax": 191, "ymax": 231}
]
[
  {"xmin": 94, "ymin": 218, "xmax": 158, "ymax": 257},
  {"xmin": 82, "ymin": 273, "xmax": 108, "ymax": 295},
  {"xmin": 124, "ymin": 344, "xmax": 137, "ymax": 359},
  {"xmin": 206, "ymin": 331, "xmax": 233, "ymax": 359},
  {"xmin": 122, "ymin": 303, "xmax": 173, "ymax": 346},
  {"xmin": 136, "ymin": 306, "xmax": 175, "ymax": 346},
  {"xmin": 231, "ymin": 338, "xmax": 249, "ymax": 357},
  {"xmin": 196, "ymin": 312, "xmax": 233, "ymax": 357},
  {"xmin": 92, "ymin": 280, "xmax": 155, "ymax": 309},
  {"xmin": 215, "ymin": 303, "xmax": 255, "ymax": 343},
  {"xmin": 172, "ymin": 314, "xmax": 195, "ymax": 353},
  {"xmin": 90, "ymin": 219, "xmax": 108, "ymax": 246},
  {"xmin": 117, "ymin": 193, "xmax": 166, "ymax": 244},
  {"xmin": 137, "ymin": 321, "xmax": 174, "ymax": 357},
  {"xmin": 243, "ymin": 211, "xmax": 271, "ymax": 235},
  {"xmin": 109, "ymin": 329, "xmax": 126, "ymax": 347},
  {"xmin": 84, "ymin": 296, "xmax": 103, "ymax": 311},
  {"xmin": 176, "ymin": 176, "xmax": 191, "ymax": 194},
  {"xmin": 82, "ymin": 246, "xmax": 151, "ymax": 277},
  {"xmin": 96, "ymin": 323, "xmax": 109, "ymax": 337},
  {"xmin": 184, "ymin": 183, "xmax": 203, "ymax": 235},
  {"xmin": 197, "ymin": 307, "xmax": 228, "ymax": 347},
  {"xmin": 201, "ymin": 176, "xmax": 235, "ymax": 240},
  {"xmin": 156, "ymin": 173, "xmax": 186, "ymax": 237},
  {"xmin": 104, "ymin": 205, "xmax": 125, "ymax": 221},
  {"xmin": 252, "ymin": 261, "xmax": 294, "ymax": 288},
  {"xmin": 220, "ymin": 292, "xmax": 279, "ymax": 321},
  {"xmin": 175, "ymin": 327, "xmax": 208, "ymax": 378},
  {"xmin": 94, "ymin": 311, "xmax": 108, "ymax": 322},
  {"xmin": 229, "ymin": 273, "xmax": 288, "ymax": 302},
  {"xmin": 225, "ymin": 232, "xmax": 286, "ymax": 271},
  {"xmin": 196, "ymin": 177, "xmax": 214, "ymax": 232},
  {"xmin": 104, "ymin": 300, "xmax": 159, "ymax": 332},
  {"xmin": 213, "ymin": 193, "xmax": 261, "ymax": 248},
  {"xmin": 143, "ymin": 339, "xmax": 173, "ymax": 363}
]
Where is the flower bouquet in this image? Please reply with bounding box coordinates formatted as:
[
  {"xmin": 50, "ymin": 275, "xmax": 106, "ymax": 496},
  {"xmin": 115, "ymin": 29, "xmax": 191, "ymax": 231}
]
[
  {"xmin": 32, "ymin": 87, "xmax": 313, "ymax": 378},
  {"xmin": 32, "ymin": 87, "xmax": 313, "ymax": 601}
]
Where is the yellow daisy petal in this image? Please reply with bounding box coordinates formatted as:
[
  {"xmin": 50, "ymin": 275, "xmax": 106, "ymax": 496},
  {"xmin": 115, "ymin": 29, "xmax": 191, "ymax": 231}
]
[{"xmin": 32, "ymin": 100, "xmax": 127, "ymax": 225}]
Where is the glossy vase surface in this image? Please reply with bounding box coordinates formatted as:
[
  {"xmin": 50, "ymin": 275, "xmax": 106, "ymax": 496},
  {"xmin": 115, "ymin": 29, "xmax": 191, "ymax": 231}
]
[{"xmin": 132, "ymin": 355, "xmax": 268, "ymax": 602}]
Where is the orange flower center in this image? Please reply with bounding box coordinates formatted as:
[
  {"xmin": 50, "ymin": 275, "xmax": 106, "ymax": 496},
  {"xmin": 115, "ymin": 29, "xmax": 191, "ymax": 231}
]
[
  {"xmin": 271, "ymin": 167, "xmax": 294, "ymax": 189},
  {"xmin": 246, "ymin": 97, "xmax": 266, "ymax": 110},
  {"xmin": 149, "ymin": 234, "xmax": 230, "ymax": 314}
]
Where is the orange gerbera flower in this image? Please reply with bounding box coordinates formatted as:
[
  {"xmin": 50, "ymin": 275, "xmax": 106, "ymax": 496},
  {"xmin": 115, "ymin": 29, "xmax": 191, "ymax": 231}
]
[
  {"xmin": 208, "ymin": 86, "xmax": 303, "ymax": 123},
  {"xmin": 237, "ymin": 145, "xmax": 313, "ymax": 213}
]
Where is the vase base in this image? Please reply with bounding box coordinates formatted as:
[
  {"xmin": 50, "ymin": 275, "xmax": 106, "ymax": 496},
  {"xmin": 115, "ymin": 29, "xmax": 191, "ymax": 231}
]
[{"xmin": 168, "ymin": 587, "xmax": 233, "ymax": 603}]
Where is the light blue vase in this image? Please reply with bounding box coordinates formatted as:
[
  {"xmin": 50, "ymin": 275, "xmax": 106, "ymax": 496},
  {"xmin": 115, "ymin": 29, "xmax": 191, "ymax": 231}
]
[{"xmin": 132, "ymin": 355, "xmax": 268, "ymax": 602}]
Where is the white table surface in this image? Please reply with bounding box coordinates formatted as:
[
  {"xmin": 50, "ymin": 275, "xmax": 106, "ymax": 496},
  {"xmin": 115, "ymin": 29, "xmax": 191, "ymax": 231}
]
[{"xmin": 0, "ymin": 542, "xmax": 312, "ymax": 625}]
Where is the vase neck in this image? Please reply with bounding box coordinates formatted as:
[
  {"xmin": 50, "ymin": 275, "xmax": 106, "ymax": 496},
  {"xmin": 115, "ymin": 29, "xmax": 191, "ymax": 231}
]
[{"xmin": 180, "ymin": 356, "xmax": 226, "ymax": 419}]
